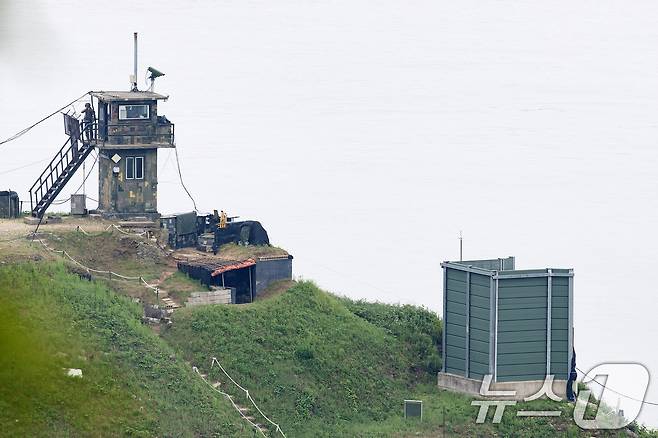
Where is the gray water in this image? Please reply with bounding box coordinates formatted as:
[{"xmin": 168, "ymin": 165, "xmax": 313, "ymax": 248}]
[{"xmin": 2, "ymin": 0, "xmax": 658, "ymax": 428}]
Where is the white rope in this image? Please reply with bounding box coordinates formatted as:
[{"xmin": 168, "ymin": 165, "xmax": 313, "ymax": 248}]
[
  {"xmin": 76, "ymin": 224, "xmax": 148, "ymax": 237},
  {"xmin": 193, "ymin": 366, "xmax": 267, "ymax": 437},
  {"xmin": 210, "ymin": 357, "xmax": 286, "ymax": 437},
  {"xmin": 109, "ymin": 224, "xmax": 148, "ymax": 237},
  {"xmin": 31, "ymin": 235, "xmax": 159, "ymax": 293}
]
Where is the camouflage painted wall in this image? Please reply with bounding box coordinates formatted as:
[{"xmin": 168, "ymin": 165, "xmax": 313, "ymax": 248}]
[{"xmin": 98, "ymin": 148, "xmax": 158, "ymax": 214}]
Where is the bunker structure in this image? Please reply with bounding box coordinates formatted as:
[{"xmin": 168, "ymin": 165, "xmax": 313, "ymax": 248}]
[
  {"xmin": 178, "ymin": 255, "xmax": 293, "ymax": 304},
  {"xmin": 0, "ymin": 191, "xmax": 20, "ymax": 218},
  {"xmin": 438, "ymin": 257, "xmax": 574, "ymax": 400}
]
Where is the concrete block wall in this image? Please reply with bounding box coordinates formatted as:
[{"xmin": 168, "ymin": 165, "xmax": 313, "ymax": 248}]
[{"xmin": 185, "ymin": 288, "xmax": 235, "ymax": 306}]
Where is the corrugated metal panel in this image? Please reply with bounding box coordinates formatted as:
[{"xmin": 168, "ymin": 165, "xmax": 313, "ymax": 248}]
[
  {"xmin": 497, "ymin": 275, "xmax": 548, "ymax": 381},
  {"xmin": 444, "ymin": 267, "xmax": 467, "ymax": 377},
  {"xmin": 442, "ymin": 257, "xmax": 574, "ymax": 383},
  {"xmin": 469, "ymin": 271, "xmax": 490, "ymax": 379}
]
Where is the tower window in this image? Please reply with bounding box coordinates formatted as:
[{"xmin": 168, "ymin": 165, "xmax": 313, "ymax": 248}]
[
  {"xmin": 119, "ymin": 104, "xmax": 149, "ymax": 120},
  {"xmin": 135, "ymin": 157, "xmax": 144, "ymax": 179},
  {"xmin": 125, "ymin": 156, "xmax": 144, "ymax": 180}
]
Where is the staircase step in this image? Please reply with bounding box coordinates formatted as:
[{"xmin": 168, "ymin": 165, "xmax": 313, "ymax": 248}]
[{"xmin": 212, "ymin": 382, "xmax": 221, "ymax": 388}]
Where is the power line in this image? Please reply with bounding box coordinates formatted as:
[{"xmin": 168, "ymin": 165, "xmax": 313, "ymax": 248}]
[
  {"xmin": 0, "ymin": 92, "xmax": 90, "ymax": 146},
  {"xmin": 0, "ymin": 157, "xmax": 51, "ymax": 176},
  {"xmin": 174, "ymin": 146, "xmax": 199, "ymax": 212},
  {"xmin": 576, "ymin": 366, "xmax": 658, "ymax": 406}
]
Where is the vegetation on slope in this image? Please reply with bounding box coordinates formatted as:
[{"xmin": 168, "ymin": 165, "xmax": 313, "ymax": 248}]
[
  {"xmin": 0, "ymin": 262, "xmax": 246, "ymax": 438},
  {"xmin": 164, "ymin": 281, "xmax": 647, "ymax": 437},
  {"xmin": 339, "ymin": 298, "xmax": 443, "ymax": 378},
  {"xmin": 1, "ymin": 222, "xmax": 656, "ymax": 437}
]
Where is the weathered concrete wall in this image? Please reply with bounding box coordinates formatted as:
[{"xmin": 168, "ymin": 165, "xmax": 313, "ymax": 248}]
[
  {"xmin": 186, "ymin": 288, "xmax": 235, "ymax": 306},
  {"xmin": 98, "ymin": 148, "xmax": 158, "ymax": 215},
  {"xmin": 437, "ymin": 372, "xmax": 567, "ymax": 400}
]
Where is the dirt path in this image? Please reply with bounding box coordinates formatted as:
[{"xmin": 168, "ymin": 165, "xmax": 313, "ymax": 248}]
[{"xmin": 0, "ymin": 217, "xmax": 112, "ymax": 240}]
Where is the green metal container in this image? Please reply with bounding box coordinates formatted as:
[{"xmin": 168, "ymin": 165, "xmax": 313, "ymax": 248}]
[{"xmin": 441, "ymin": 257, "xmax": 573, "ymax": 383}]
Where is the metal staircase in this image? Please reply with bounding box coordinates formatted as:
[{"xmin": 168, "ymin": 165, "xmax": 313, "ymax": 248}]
[{"xmin": 29, "ymin": 137, "xmax": 94, "ymax": 218}]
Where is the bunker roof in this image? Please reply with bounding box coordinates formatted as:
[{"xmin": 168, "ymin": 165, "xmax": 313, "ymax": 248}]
[{"xmin": 90, "ymin": 90, "xmax": 168, "ymax": 102}]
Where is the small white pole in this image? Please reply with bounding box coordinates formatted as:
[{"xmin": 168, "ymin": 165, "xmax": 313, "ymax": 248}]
[{"xmin": 459, "ymin": 231, "xmax": 463, "ymax": 261}]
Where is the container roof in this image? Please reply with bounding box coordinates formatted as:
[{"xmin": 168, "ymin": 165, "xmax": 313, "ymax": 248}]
[
  {"xmin": 441, "ymin": 257, "xmax": 573, "ymax": 278},
  {"xmin": 90, "ymin": 90, "xmax": 168, "ymax": 102}
]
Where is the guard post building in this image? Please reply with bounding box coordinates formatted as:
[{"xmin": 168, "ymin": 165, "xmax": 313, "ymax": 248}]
[
  {"xmin": 90, "ymin": 91, "xmax": 175, "ymax": 219},
  {"xmin": 438, "ymin": 257, "xmax": 574, "ymax": 399}
]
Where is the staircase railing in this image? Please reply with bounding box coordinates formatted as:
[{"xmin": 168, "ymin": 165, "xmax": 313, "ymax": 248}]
[{"xmin": 29, "ymin": 138, "xmax": 76, "ymax": 213}]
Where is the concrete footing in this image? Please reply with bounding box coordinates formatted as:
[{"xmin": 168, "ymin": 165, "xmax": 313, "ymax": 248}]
[{"xmin": 437, "ymin": 372, "xmax": 567, "ymax": 400}]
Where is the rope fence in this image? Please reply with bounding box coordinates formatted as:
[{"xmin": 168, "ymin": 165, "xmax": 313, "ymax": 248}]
[
  {"xmin": 194, "ymin": 357, "xmax": 287, "ymax": 438},
  {"xmin": 31, "ymin": 233, "xmax": 160, "ymax": 293}
]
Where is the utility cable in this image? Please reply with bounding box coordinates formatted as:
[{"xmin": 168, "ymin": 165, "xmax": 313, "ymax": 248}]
[
  {"xmin": 0, "ymin": 157, "xmax": 51, "ymax": 176},
  {"xmin": 174, "ymin": 146, "xmax": 198, "ymax": 212},
  {"xmin": 0, "ymin": 92, "xmax": 90, "ymax": 146},
  {"xmin": 576, "ymin": 366, "xmax": 658, "ymax": 406}
]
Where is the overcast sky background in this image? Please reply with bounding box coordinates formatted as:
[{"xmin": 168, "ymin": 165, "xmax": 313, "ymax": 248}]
[{"xmin": 2, "ymin": 0, "xmax": 658, "ymax": 428}]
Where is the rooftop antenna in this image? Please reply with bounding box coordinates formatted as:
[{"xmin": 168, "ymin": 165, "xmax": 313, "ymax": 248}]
[
  {"xmin": 131, "ymin": 32, "xmax": 138, "ymax": 91},
  {"xmin": 459, "ymin": 231, "xmax": 463, "ymax": 261}
]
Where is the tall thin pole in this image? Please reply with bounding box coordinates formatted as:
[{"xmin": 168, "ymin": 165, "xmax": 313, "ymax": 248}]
[
  {"xmin": 459, "ymin": 231, "xmax": 463, "ymax": 261},
  {"xmin": 132, "ymin": 32, "xmax": 138, "ymax": 91}
]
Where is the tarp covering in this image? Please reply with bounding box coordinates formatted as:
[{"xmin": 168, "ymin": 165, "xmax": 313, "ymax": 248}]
[
  {"xmin": 214, "ymin": 221, "xmax": 270, "ymax": 248},
  {"xmin": 175, "ymin": 211, "xmax": 198, "ymax": 235}
]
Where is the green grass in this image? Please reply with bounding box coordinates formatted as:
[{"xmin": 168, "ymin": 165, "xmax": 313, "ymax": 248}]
[
  {"xmin": 0, "ymin": 262, "xmax": 246, "ymax": 437},
  {"xmin": 159, "ymin": 271, "xmax": 209, "ymax": 304},
  {"xmin": 46, "ymin": 231, "xmax": 167, "ymax": 281},
  {"xmin": 216, "ymin": 243, "xmax": 289, "ymax": 260},
  {"xmin": 338, "ymin": 297, "xmax": 443, "ymax": 377},
  {"xmin": 2, "ymin": 251, "xmax": 656, "ymax": 437},
  {"xmin": 163, "ymin": 281, "xmax": 644, "ymax": 437}
]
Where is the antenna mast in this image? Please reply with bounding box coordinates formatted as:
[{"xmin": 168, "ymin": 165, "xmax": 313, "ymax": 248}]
[
  {"xmin": 131, "ymin": 32, "xmax": 138, "ymax": 91},
  {"xmin": 459, "ymin": 231, "xmax": 463, "ymax": 261}
]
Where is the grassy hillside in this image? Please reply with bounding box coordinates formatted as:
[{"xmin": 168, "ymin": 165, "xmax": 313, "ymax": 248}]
[
  {"xmin": 163, "ymin": 281, "xmax": 647, "ymax": 437},
  {"xmin": 0, "ymin": 262, "xmax": 248, "ymax": 437},
  {"xmin": 1, "ymin": 221, "xmax": 655, "ymax": 437}
]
